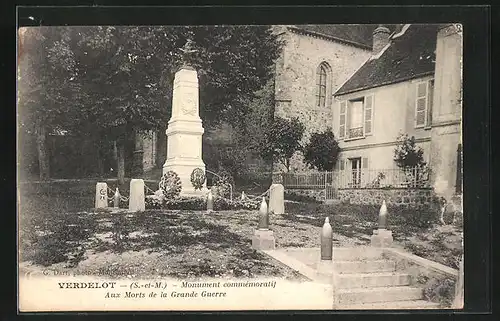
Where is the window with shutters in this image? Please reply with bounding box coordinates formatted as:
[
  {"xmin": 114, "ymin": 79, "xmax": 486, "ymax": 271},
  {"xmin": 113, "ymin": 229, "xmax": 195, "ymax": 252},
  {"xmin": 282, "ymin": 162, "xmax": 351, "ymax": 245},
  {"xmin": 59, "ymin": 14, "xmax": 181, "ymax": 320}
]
[
  {"xmin": 426, "ymin": 79, "xmax": 434, "ymax": 128},
  {"xmin": 316, "ymin": 62, "xmax": 332, "ymax": 108},
  {"xmin": 415, "ymin": 80, "xmax": 433, "ymax": 128},
  {"xmin": 339, "ymin": 94, "xmax": 374, "ymax": 140}
]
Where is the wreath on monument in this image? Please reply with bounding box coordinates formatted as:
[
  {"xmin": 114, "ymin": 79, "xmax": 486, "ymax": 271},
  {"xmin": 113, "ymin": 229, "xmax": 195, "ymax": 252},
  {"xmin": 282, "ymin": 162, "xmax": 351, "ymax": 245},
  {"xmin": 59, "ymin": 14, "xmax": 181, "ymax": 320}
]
[
  {"xmin": 190, "ymin": 168, "xmax": 206, "ymax": 190},
  {"xmin": 159, "ymin": 171, "xmax": 182, "ymax": 199}
]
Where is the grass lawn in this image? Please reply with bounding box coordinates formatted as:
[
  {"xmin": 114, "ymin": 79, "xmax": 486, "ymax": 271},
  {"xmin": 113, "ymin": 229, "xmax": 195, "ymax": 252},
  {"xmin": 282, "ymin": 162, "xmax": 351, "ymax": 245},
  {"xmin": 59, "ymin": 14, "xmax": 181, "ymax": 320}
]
[{"xmin": 18, "ymin": 182, "xmax": 463, "ymax": 280}]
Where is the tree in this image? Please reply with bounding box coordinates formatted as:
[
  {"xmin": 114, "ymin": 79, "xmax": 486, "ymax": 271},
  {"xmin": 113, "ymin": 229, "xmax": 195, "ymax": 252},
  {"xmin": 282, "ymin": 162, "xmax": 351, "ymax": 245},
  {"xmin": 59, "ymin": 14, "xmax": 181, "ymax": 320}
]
[
  {"xmin": 18, "ymin": 26, "xmax": 283, "ymax": 182},
  {"xmin": 393, "ymin": 133, "xmax": 426, "ymax": 169},
  {"xmin": 17, "ymin": 27, "xmax": 81, "ymax": 180},
  {"xmin": 262, "ymin": 116, "xmax": 305, "ymax": 172},
  {"xmin": 393, "ymin": 133, "xmax": 429, "ymax": 187},
  {"xmin": 303, "ymin": 128, "xmax": 340, "ymax": 171}
]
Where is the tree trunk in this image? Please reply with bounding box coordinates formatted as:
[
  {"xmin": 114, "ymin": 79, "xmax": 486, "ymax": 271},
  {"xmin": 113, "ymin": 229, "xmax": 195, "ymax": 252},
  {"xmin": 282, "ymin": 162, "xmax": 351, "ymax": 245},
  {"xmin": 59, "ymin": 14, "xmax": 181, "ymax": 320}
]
[
  {"xmin": 156, "ymin": 125, "xmax": 167, "ymax": 168},
  {"xmin": 96, "ymin": 142, "xmax": 105, "ymax": 177},
  {"xmin": 132, "ymin": 128, "xmax": 144, "ymax": 177},
  {"xmin": 35, "ymin": 121, "xmax": 50, "ymax": 181},
  {"xmin": 117, "ymin": 140, "xmax": 125, "ymax": 185}
]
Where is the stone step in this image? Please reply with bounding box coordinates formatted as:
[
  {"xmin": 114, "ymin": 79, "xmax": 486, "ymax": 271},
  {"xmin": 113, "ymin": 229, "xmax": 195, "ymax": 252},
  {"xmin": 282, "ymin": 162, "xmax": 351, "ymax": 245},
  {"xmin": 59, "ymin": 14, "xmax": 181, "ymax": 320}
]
[
  {"xmin": 336, "ymin": 272, "xmax": 411, "ymax": 289},
  {"xmin": 334, "ymin": 259, "xmax": 396, "ymax": 274},
  {"xmin": 333, "ymin": 247, "xmax": 384, "ymax": 261},
  {"xmin": 335, "ymin": 286, "xmax": 423, "ymax": 305},
  {"xmin": 338, "ymin": 300, "xmax": 441, "ymax": 310}
]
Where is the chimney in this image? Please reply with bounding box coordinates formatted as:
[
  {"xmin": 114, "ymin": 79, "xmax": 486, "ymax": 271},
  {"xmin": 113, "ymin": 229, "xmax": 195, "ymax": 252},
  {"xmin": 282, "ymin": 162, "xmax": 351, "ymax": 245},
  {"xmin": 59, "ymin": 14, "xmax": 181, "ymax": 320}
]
[{"xmin": 372, "ymin": 25, "xmax": 391, "ymax": 55}]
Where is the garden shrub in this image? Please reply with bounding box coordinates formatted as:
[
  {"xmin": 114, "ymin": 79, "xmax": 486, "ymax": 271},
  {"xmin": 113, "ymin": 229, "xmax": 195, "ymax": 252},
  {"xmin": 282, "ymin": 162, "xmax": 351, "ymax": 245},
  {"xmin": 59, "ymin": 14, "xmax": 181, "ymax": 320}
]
[
  {"xmin": 159, "ymin": 171, "xmax": 182, "ymax": 199},
  {"xmin": 283, "ymin": 191, "xmax": 321, "ymax": 203},
  {"xmin": 303, "ymin": 128, "xmax": 340, "ymax": 171},
  {"xmin": 212, "ymin": 171, "xmax": 234, "ymax": 198},
  {"xmin": 145, "ymin": 195, "xmax": 260, "ymax": 211},
  {"xmin": 422, "ymin": 276, "xmax": 457, "ymax": 308}
]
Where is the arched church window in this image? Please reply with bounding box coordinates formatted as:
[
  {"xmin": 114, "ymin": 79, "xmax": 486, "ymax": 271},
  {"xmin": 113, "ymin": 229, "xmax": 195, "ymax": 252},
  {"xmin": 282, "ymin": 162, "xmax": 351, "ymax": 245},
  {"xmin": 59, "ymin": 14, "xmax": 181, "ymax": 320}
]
[{"xmin": 316, "ymin": 62, "xmax": 331, "ymax": 108}]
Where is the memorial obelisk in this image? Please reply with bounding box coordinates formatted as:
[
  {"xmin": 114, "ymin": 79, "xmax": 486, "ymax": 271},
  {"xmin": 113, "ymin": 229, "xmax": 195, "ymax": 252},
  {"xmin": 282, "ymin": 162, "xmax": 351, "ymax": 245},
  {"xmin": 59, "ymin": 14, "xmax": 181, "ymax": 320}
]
[{"xmin": 163, "ymin": 38, "xmax": 208, "ymax": 197}]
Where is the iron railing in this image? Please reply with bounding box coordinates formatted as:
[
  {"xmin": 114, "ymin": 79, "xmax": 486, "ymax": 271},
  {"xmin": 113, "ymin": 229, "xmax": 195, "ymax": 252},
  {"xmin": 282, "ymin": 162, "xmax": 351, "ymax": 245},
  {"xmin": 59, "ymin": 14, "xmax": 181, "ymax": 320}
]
[{"xmin": 275, "ymin": 166, "xmax": 431, "ymax": 190}]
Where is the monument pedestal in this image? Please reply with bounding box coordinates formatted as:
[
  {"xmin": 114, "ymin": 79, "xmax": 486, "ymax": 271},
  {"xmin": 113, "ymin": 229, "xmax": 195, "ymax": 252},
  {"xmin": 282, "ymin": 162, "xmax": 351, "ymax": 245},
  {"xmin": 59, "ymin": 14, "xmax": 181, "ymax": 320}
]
[
  {"xmin": 252, "ymin": 229, "xmax": 276, "ymax": 250},
  {"xmin": 163, "ymin": 67, "xmax": 208, "ymax": 197},
  {"xmin": 370, "ymin": 229, "xmax": 393, "ymax": 247},
  {"xmin": 317, "ymin": 260, "xmax": 334, "ymax": 278}
]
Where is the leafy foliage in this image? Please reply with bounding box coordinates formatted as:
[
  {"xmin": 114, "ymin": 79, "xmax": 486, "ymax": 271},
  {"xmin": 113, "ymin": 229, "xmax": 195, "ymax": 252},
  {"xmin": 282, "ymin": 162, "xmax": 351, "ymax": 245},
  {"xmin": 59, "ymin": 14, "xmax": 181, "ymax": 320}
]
[
  {"xmin": 18, "ymin": 26, "xmax": 283, "ymax": 179},
  {"xmin": 393, "ymin": 133, "xmax": 430, "ymax": 187},
  {"xmin": 159, "ymin": 171, "xmax": 182, "ymax": 199},
  {"xmin": 393, "ymin": 133, "xmax": 426, "ymax": 169},
  {"xmin": 303, "ymin": 128, "xmax": 340, "ymax": 171},
  {"xmin": 144, "ymin": 195, "xmax": 259, "ymax": 211},
  {"xmin": 262, "ymin": 116, "xmax": 305, "ymax": 171},
  {"xmin": 423, "ymin": 276, "xmax": 457, "ymax": 308},
  {"xmin": 212, "ymin": 171, "xmax": 234, "ymax": 199}
]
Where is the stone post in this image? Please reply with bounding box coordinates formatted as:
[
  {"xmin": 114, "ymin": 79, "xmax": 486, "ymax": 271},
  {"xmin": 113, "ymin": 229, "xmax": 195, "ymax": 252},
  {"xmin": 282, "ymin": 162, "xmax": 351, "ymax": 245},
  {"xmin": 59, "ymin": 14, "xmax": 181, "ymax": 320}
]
[
  {"xmin": 378, "ymin": 200, "xmax": 388, "ymax": 229},
  {"xmin": 241, "ymin": 191, "xmax": 247, "ymax": 201},
  {"xmin": 320, "ymin": 217, "xmax": 333, "ymax": 260},
  {"xmin": 129, "ymin": 179, "xmax": 145, "ymax": 212},
  {"xmin": 317, "ymin": 217, "xmax": 334, "ymax": 277},
  {"xmin": 113, "ymin": 187, "xmax": 120, "ymax": 208},
  {"xmin": 257, "ymin": 197, "xmax": 269, "ymax": 229},
  {"xmin": 95, "ymin": 182, "xmax": 108, "ymax": 209},
  {"xmin": 269, "ymin": 184, "xmax": 285, "ymax": 215},
  {"xmin": 252, "ymin": 197, "xmax": 275, "ymax": 250},
  {"xmin": 371, "ymin": 200, "xmax": 393, "ymax": 247},
  {"xmin": 206, "ymin": 190, "xmax": 213, "ymax": 213}
]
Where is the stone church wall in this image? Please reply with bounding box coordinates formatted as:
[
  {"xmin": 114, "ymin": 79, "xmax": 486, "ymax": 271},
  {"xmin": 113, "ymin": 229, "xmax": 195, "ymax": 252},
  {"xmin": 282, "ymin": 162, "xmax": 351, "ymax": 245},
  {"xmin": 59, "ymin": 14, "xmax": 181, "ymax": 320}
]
[{"xmin": 274, "ymin": 28, "xmax": 372, "ymax": 172}]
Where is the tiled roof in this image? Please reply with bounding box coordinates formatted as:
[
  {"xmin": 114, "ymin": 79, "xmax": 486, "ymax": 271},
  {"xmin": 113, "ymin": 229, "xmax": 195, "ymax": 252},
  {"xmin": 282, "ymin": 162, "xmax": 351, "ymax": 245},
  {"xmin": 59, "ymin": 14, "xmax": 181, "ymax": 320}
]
[
  {"xmin": 335, "ymin": 24, "xmax": 439, "ymax": 96},
  {"xmin": 291, "ymin": 24, "xmax": 399, "ymax": 49}
]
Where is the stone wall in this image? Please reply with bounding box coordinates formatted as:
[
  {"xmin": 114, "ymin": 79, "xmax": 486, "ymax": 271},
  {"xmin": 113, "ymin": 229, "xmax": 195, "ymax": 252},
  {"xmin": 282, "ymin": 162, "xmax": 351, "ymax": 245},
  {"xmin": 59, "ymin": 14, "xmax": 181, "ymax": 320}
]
[
  {"xmin": 285, "ymin": 188, "xmax": 325, "ymax": 202},
  {"xmin": 337, "ymin": 188, "xmax": 437, "ymax": 208},
  {"xmin": 274, "ymin": 28, "xmax": 372, "ymax": 172},
  {"xmin": 284, "ymin": 187, "xmax": 438, "ymax": 208}
]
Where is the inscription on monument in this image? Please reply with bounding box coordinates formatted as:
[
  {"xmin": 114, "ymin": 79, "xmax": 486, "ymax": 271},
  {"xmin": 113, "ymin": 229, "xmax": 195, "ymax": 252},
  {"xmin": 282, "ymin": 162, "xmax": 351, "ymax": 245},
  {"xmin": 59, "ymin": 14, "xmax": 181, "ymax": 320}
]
[{"xmin": 181, "ymin": 93, "xmax": 196, "ymax": 116}]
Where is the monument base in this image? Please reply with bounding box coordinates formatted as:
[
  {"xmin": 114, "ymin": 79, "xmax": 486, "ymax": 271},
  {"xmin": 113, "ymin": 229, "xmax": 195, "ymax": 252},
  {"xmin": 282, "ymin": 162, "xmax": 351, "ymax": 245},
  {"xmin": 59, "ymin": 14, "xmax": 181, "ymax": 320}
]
[
  {"xmin": 252, "ymin": 229, "xmax": 276, "ymax": 250},
  {"xmin": 163, "ymin": 160, "xmax": 208, "ymax": 198},
  {"xmin": 317, "ymin": 260, "xmax": 334, "ymax": 277},
  {"xmin": 370, "ymin": 229, "xmax": 393, "ymax": 247}
]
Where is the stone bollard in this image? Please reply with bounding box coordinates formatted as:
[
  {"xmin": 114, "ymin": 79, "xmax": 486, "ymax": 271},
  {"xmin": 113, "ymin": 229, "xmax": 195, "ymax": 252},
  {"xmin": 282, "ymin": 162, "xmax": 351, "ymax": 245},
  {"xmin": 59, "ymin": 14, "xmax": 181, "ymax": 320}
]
[
  {"xmin": 129, "ymin": 179, "xmax": 145, "ymax": 212},
  {"xmin": 241, "ymin": 191, "xmax": 246, "ymax": 201},
  {"xmin": 252, "ymin": 197, "xmax": 275, "ymax": 250},
  {"xmin": 269, "ymin": 184, "xmax": 285, "ymax": 215},
  {"xmin": 378, "ymin": 200, "xmax": 388, "ymax": 229},
  {"xmin": 207, "ymin": 189, "xmax": 214, "ymax": 213},
  {"xmin": 320, "ymin": 217, "xmax": 333, "ymax": 260},
  {"xmin": 95, "ymin": 182, "xmax": 108, "ymax": 209},
  {"xmin": 317, "ymin": 217, "xmax": 334, "ymax": 278},
  {"xmin": 113, "ymin": 188, "xmax": 121, "ymax": 208},
  {"xmin": 258, "ymin": 197, "xmax": 269, "ymax": 229},
  {"xmin": 371, "ymin": 200, "xmax": 393, "ymax": 247}
]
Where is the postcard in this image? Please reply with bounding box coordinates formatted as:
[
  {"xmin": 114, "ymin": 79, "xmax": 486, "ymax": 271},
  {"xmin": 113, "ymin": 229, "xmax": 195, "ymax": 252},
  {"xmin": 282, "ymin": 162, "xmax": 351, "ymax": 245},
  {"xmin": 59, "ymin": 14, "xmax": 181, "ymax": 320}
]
[{"xmin": 17, "ymin": 23, "xmax": 464, "ymax": 311}]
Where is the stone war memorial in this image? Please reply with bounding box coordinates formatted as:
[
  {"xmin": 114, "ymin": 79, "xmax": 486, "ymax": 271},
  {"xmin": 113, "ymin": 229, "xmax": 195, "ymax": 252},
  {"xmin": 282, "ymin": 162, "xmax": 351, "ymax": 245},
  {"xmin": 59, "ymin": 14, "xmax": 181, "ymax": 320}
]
[{"xmin": 163, "ymin": 39, "xmax": 208, "ymax": 197}]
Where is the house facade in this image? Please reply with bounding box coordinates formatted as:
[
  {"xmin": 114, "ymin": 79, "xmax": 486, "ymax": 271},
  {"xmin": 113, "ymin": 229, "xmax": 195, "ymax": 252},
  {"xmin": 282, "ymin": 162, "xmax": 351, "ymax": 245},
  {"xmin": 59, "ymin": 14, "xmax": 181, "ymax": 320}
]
[
  {"xmin": 272, "ymin": 25, "xmax": 389, "ymax": 171},
  {"xmin": 332, "ymin": 24, "xmax": 462, "ymax": 198}
]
